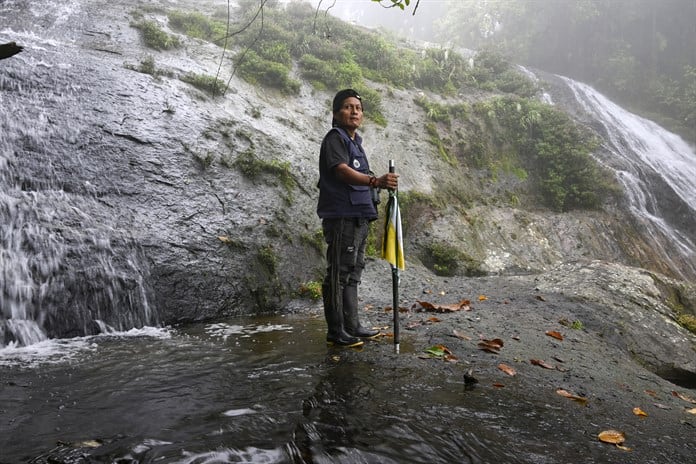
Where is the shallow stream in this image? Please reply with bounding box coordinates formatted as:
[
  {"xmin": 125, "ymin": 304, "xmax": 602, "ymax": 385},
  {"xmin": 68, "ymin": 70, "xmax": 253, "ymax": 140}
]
[{"xmin": 1, "ymin": 312, "xmax": 624, "ymax": 464}]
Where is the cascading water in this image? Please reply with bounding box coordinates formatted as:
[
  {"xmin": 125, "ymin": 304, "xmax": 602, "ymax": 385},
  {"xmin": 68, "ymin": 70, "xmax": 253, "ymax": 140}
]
[
  {"xmin": 1, "ymin": 4, "xmax": 158, "ymax": 347},
  {"xmin": 558, "ymin": 77, "xmax": 696, "ymax": 280}
]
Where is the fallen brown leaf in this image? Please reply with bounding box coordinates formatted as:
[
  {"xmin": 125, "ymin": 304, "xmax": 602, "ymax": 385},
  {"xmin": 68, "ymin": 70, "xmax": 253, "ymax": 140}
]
[
  {"xmin": 481, "ymin": 337, "xmax": 504, "ymax": 348},
  {"xmin": 545, "ymin": 330, "xmax": 564, "ymax": 341},
  {"xmin": 556, "ymin": 388, "xmax": 588, "ymax": 406},
  {"xmin": 416, "ymin": 299, "xmax": 471, "ymax": 313},
  {"xmin": 530, "ymin": 359, "xmax": 555, "ymax": 369},
  {"xmin": 492, "ymin": 382, "xmax": 505, "ymax": 388},
  {"xmin": 478, "ymin": 294, "xmax": 487, "ymax": 301},
  {"xmin": 478, "ymin": 338, "xmax": 504, "ymax": 354},
  {"xmin": 478, "ymin": 343, "xmax": 500, "ymax": 354},
  {"xmin": 672, "ymin": 391, "xmax": 696, "ymax": 404},
  {"xmin": 632, "ymin": 407, "xmax": 648, "ymax": 417},
  {"xmin": 598, "ymin": 429, "xmax": 625, "ymax": 445},
  {"xmin": 498, "ymin": 363, "xmax": 517, "ymax": 376},
  {"xmin": 451, "ymin": 329, "xmax": 471, "ymax": 340},
  {"xmin": 686, "ymin": 407, "xmax": 696, "ymax": 415}
]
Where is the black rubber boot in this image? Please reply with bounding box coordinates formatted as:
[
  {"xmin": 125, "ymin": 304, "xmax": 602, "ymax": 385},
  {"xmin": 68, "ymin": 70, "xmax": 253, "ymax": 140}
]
[
  {"xmin": 343, "ymin": 283, "xmax": 380, "ymax": 339},
  {"xmin": 323, "ymin": 282, "xmax": 363, "ymax": 348}
]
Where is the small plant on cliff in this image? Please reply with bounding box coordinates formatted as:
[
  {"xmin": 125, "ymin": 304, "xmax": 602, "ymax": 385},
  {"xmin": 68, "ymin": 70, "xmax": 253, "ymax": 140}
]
[
  {"xmin": 180, "ymin": 72, "xmax": 226, "ymax": 96},
  {"xmin": 421, "ymin": 243, "xmax": 459, "ymax": 277},
  {"xmin": 300, "ymin": 229, "xmax": 324, "ymax": 254},
  {"xmin": 420, "ymin": 242, "xmax": 485, "ymax": 277},
  {"xmin": 676, "ymin": 314, "xmax": 696, "ymax": 335},
  {"xmin": 234, "ymin": 150, "xmax": 296, "ymax": 201},
  {"xmin": 257, "ymin": 245, "xmax": 278, "ymax": 274},
  {"xmin": 131, "ymin": 19, "xmax": 181, "ymax": 50},
  {"xmin": 297, "ymin": 280, "xmax": 322, "ymax": 300},
  {"xmin": 167, "ymin": 10, "xmax": 227, "ymax": 42}
]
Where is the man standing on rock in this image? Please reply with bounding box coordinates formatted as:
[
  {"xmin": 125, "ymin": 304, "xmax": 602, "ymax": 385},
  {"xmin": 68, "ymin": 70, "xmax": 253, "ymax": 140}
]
[{"xmin": 317, "ymin": 89, "xmax": 399, "ymax": 347}]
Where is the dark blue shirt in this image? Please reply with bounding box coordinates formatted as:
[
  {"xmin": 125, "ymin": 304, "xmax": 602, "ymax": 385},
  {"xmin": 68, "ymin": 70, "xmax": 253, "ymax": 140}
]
[{"xmin": 317, "ymin": 128, "xmax": 377, "ymax": 219}]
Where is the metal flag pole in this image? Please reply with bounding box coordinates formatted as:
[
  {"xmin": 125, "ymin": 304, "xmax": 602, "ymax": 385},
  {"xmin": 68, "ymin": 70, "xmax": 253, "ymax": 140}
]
[{"xmin": 388, "ymin": 159, "xmax": 400, "ymax": 353}]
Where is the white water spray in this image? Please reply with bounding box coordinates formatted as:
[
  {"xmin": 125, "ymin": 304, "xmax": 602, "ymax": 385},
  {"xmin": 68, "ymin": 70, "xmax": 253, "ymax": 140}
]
[{"xmin": 562, "ymin": 77, "xmax": 696, "ymax": 276}]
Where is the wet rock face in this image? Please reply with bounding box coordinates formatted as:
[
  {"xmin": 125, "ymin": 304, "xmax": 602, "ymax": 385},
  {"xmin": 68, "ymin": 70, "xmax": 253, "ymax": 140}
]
[{"xmin": 529, "ymin": 261, "xmax": 696, "ymax": 383}]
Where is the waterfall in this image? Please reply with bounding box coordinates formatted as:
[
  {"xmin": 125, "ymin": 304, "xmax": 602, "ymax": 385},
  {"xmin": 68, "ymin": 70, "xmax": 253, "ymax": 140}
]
[
  {"xmin": 560, "ymin": 77, "xmax": 696, "ymax": 279},
  {"xmin": 1, "ymin": 25, "xmax": 158, "ymax": 347}
]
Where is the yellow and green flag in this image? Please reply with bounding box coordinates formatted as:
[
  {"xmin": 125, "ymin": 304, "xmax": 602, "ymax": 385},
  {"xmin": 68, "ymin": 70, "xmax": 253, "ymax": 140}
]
[{"xmin": 381, "ymin": 193, "xmax": 405, "ymax": 270}]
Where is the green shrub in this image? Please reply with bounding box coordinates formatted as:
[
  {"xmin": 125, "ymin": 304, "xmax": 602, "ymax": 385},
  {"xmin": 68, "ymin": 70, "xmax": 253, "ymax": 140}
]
[
  {"xmin": 138, "ymin": 55, "xmax": 157, "ymax": 75},
  {"xmin": 470, "ymin": 96, "xmax": 618, "ymax": 211},
  {"xmin": 298, "ymin": 280, "xmax": 322, "ymax": 300},
  {"xmin": 421, "ymin": 242, "xmax": 466, "ymax": 277},
  {"xmin": 132, "ymin": 20, "xmax": 181, "ymax": 50},
  {"xmin": 168, "ymin": 10, "xmax": 227, "ymax": 42},
  {"xmin": 236, "ymin": 50, "xmax": 300, "ymax": 94},
  {"xmin": 234, "ymin": 150, "xmax": 295, "ymax": 193},
  {"xmin": 257, "ymin": 245, "xmax": 278, "ymax": 274},
  {"xmin": 677, "ymin": 314, "xmax": 696, "ymax": 335},
  {"xmin": 180, "ymin": 72, "xmax": 226, "ymax": 96}
]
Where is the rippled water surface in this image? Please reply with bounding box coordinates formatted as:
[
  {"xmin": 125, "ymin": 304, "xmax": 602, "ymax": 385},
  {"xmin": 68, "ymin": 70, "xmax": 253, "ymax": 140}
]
[{"xmin": 0, "ymin": 313, "xmax": 671, "ymax": 464}]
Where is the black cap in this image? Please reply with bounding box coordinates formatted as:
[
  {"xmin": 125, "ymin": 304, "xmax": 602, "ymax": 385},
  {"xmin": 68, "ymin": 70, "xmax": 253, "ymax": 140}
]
[{"xmin": 332, "ymin": 89, "xmax": 362, "ymax": 113}]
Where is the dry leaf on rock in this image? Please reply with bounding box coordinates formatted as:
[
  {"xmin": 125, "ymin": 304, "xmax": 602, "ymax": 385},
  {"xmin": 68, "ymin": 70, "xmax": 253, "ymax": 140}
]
[
  {"xmin": 545, "ymin": 330, "xmax": 564, "ymax": 341},
  {"xmin": 632, "ymin": 407, "xmax": 648, "ymax": 417},
  {"xmin": 416, "ymin": 299, "xmax": 471, "ymax": 313},
  {"xmin": 498, "ymin": 363, "xmax": 517, "ymax": 376},
  {"xmin": 451, "ymin": 329, "xmax": 471, "ymax": 340},
  {"xmin": 672, "ymin": 391, "xmax": 696, "ymax": 404},
  {"xmin": 598, "ymin": 429, "xmax": 626, "ymax": 445},
  {"xmin": 530, "ymin": 359, "xmax": 555, "ymax": 369},
  {"xmin": 478, "ymin": 338, "xmax": 504, "ymax": 354},
  {"xmin": 556, "ymin": 389, "xmax": 588, "ymax": 406}
]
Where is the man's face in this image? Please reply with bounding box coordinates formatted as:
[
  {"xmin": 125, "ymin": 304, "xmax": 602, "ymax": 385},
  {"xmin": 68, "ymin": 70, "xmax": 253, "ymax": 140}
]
[{"xmin": 334, "ymin": 97, "xmax": 363, "ymax": 131}]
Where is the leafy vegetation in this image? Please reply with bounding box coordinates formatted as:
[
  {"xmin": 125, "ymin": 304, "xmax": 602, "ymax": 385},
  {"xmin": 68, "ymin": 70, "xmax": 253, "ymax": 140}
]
[
  {"xmin": 297, "ymin": 280, "xmax": 322, "ymax": 300},
  {"xmin": 257, "ymin": 245, "xmax": 278, "ymax": 274},
  {"xmin": 180, "ymin": 72, "xmax": 226, "ymax": 96},
  {"xmin": 414, "ymin": 93, "xmax": 618, "ymax": 211},
  {"xmin": 676, "ymin": 314, "xmax": 696, "ymax": 335},
  {"xmin": 167, "ymin": 10, "xmax": 227, "ymax": 42},
  {"xmin": 436, "ymin": 0, "xmax": 696, "ymax": 142},
  {"xmin": 143, "ymin": 3, "xmax": 539, "ymax": 124},
  {"xmin": 420, "ymin": 242, "xmax": 483, "ymax": 277},
  {"xmin": 233, "ymin": 150, "xmax": 296, "ymax": 201},
  {"xmin": 131, "ymin": 19, "xmax": 181, "ymax": 50}
]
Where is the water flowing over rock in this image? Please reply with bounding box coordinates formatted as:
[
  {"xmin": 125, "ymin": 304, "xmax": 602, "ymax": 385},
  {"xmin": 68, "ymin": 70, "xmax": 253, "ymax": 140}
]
[{"xmin": 560, "ymin": 76, "xmax": 696, "ymax": 279}]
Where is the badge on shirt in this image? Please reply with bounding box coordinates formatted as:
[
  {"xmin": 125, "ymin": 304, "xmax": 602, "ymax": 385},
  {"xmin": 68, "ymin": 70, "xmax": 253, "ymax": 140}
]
[{"xmin": 353, "ymin": 159, "xmax": 361, "ymax": 169}]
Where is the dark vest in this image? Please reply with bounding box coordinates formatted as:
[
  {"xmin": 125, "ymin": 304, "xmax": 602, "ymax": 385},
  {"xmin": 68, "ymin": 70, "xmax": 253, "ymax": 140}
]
[{"xmin": 317, "ymin": 127, "xmax": 377, "ymax": 219}]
